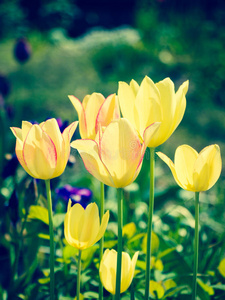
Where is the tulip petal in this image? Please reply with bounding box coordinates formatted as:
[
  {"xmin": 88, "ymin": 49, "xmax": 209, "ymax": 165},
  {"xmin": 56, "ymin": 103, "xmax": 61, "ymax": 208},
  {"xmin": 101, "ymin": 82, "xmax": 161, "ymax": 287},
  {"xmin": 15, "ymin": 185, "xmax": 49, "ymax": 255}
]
[
  {"xmin": 71, "ymin": 139, "xmax": 114, "ymax": 187},
  {"xmin": 69, "ymin": 95, "xmax": 87, "ymax": 139},
  {"xmin": 10, "ymin": 127, "xmax": 22, "ymax": 140},
  {"xmin": 78, "ymin": 203, "xmax": 100, "ymax": 249},
  {"xmin": 10, "ymin": 127, "xmax": 34, "ymax": 177},
  {"xmin": 21, "ymin": 121, "xmax": 33, "ymax": 141},
  {"xmin": 23, "ymin": 125, "xmax": 57, "ymax": 179},
  {"xmin": 125, "ymin": 251, "xmax": 139, "ymax": 293},
  {"xmin": 121, "ymin": 252, "xmax": 132, "ymax": 293},
  {"xmin": 134, "ymin": 76, "xmax": 162, "ymax": 138},
  {"xmin": 130, "ymin": 79, "xmax": 139, "ymax": 96},
  {"xmin": 65, "ymin": 201, "xmax": 84, "ymax": 249},
  {"xmin": 174, "ymin": 145, "xmax": 198, "ymax": 190},
  {"xmin": 157, "ymin": 151, "xmax": 184, "ymax": 189},
  {"xmin": 95, "ymin": 94, "xmax": 120, "ymax": 133},
  {"xmin": 100, "ymin": 249, "xmax": 117, "ymax": 294},
  {"xmin": 173, "ymin": 80, "xmax": 188, "ymax": 128},
  {"xmin": 118, "ymin": 81, "xmax": 136, "ymax": 126},
  {"xmin": 40, "ymin": 118, "xmax": 63, "ymax": 154},
  {"xmin": 100, "ymin": 119, "xmax": 142, "ymax": 188},
  {"xmin": 90, "ymin": 210, "xmax": 109, "ymax": 247},
  {"xmin": 83, "ymin": 93, "xmax": 105, "ymax": 139},
  {"xmin": 193, "ymin": 144, "xmax": 222, "ymax": 191}
]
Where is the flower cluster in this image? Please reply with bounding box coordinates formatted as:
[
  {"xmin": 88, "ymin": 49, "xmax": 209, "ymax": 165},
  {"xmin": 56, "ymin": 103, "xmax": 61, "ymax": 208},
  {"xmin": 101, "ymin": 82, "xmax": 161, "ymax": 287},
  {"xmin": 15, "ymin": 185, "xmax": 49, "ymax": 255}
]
[{"xmin": 10, "ymin": 75, "xmax": 222, "ymax": 300}]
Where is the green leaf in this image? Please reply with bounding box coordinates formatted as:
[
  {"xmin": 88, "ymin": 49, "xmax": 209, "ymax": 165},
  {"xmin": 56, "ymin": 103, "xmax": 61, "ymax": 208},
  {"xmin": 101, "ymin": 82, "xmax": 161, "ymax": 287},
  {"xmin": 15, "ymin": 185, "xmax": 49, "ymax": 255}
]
[
  {"xmin": 142, "ymin": 232, "xmax": 160, "ymax": 254},
  {"xmin": 28, "ymin": 205, "xmax": 49, "ymax": 225},
  {"xmin": 197, "ymin": 279, "xmax": 214, "ymax": 296},
  {"xmin": 122, "ymin": 222, "xmax": 136, "ymax": 238},
  {"xmin": 150, "ymin": 280, "xmax": 165, "ymax": 299},
  {"xmin": 218, "ymin": 258, "xmax": 225, "ymax": 277},
  {"xmin": 53, "ymin": 213, "xmax": 65, "ymax": 228}
]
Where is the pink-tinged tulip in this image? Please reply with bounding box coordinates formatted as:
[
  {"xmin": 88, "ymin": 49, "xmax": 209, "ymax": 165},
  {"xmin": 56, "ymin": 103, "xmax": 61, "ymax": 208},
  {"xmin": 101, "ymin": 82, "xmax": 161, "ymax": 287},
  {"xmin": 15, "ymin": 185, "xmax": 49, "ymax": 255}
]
[
  {"xmin": 99, "ymin": 249, "xmax": 139, "ymax": 295},
  {"xmin": 10, "ymin": 118, "xmax": 78, "ymax": 180},
  {"xmin": 157, "ymin": 144, "xmax": 222, "ymax": 192},
  {"xmin": 118, "ymin": 76, "xmax": 189, "ymax": 147},
  {"xmin": 71, "ymin": 118, "xmax": 160, "ymax": 188},
  {"xmin": 64, "ymin": 200, "xmax": 109, "ymax": 250},
  {"xmin": 69, "ymin": 93, "xmax": 120, "ymax": 139}
]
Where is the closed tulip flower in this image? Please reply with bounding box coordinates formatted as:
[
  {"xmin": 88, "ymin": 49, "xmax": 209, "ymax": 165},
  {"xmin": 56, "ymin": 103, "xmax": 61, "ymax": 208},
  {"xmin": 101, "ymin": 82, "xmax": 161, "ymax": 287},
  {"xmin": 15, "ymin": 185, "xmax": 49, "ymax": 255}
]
[
  {"xmin": 71, "ymin": 118, "xmax": 160, "ymax": 188},
  {"xmin": 69, "ymin": 93, "xmax": 120, "ymax": 139},
  {"xmin": 64, "ymin": 200, "xmax": 109, "ymax": 250},
  {"xmin": 157, "ymin": 144, "xmax": 222, "ymax": 192},
  {"xmin": 118, "ymin": 76, "xmax": 189, "ymax": 148},
  {"xmin": 99, "ymin": 249, "xmax": 138, "ymax": 295},
  {"xmin": 10, "ymin": 118, "xmax": 78, "ymax": 180}
]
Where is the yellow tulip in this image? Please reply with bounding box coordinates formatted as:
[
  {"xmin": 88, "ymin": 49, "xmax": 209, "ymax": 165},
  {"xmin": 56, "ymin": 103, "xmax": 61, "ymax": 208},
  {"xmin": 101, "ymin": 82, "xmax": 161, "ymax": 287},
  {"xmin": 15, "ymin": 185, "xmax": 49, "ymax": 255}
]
[
  {"xmin": 64, "ymin": 200, "xmax": 109, "ymax": 250},
  {"xmin": 118, "ymin": 76, "xmax": 189, "ymax": 147},
  {"xmin": 157, "ymin": 144, "xmax": 222, "ymax": 192},
  {"xmin": 99, "ymin": 249, "xmax": 138, "ymax": 295},
  {"xmin": 71, "ymin": 118, "xmax": 160, "ymax": 188},
  {"xmin": 10, "ymin": 118, "xmax": 78, "ymax": 180},
  {"xmin": 69, "ymin": 93, "xmax": 120, "ymax": 139}
]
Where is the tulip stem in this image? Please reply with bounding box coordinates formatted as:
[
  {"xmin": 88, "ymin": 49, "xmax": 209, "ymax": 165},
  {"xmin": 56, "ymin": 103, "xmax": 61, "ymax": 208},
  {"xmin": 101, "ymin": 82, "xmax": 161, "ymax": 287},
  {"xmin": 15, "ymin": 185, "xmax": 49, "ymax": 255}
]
[
  {"xmin": 45, "ymin": 179, "xmax": 55, "ymax": 300},
  {"xmin": 115, "ymin": 188, "xmax": 123, "ymax": 299},
  {"xmin": 192, "ymin": 192, "xmax": 200, "ymax": 300},
  {"xmin": 99, "ymin": 182, "xmax": 105, "ymax": 300},
  {"xmin": 145, "ymin": 147, "xmax": 155, "ymax": 300},
  {"xmin": 77, "ymin": 249, "xmax": 82, "ymax": 300}
]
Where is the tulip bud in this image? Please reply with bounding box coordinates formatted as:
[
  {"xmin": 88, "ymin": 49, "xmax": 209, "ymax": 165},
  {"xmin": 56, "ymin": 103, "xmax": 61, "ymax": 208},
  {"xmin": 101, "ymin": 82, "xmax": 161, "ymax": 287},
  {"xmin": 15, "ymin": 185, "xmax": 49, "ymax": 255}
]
[
  {"xmin": 99, "ymin": 249, "xmax": 139, "ymax": 295},
  {"xmin": 64, "ymin": 201, "xmax": 109, "ymax": 250}
]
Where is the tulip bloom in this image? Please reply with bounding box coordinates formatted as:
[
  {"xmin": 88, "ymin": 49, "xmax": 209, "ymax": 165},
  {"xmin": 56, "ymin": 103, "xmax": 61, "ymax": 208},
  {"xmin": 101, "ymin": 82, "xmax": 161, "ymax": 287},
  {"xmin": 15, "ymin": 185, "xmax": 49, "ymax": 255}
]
[
  {"xmin": 118, "ymin": 76, "xmax": 189, "ymax": 147},
  {"xmin": 99, "ymin": 249, "xmax": 138, "ymax": 294},
  {"xmin": 64, "ymin": 200, "xmax": 109, "ymax": 250},
  {"xmin": 10, "ymin": 118, "xmax": 78, "ymax": 180},
  {"xmin": 157, "ymin": 144, "xmax": 222, "ymax": 192},
  {"xmin": 69, "ymin": 93, "xmax": 120, "ymax": 139},
  {"xmin": 71, "ymin": 118, "xmax": 160, "ymax": 188}
]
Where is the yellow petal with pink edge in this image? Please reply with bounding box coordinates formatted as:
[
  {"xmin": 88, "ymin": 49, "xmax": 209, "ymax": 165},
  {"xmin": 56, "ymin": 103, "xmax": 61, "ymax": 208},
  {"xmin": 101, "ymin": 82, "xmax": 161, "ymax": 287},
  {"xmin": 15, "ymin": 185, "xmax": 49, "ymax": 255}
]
[
  {"xmin": 10, "ymin": 128, "xmax": 33, "ymax": 177},
  {"xmin": 23, "ymin": 125, "xmax": 57, "ymax": 179},
  {"xmin": 95, "ymin": 94, "xmax": 120, "ymax": 134},
  {"xmin": 71, "ymin": 139, "xmax": 114, "ymax": 187},
  {"xmin": 21, "ymin": 121, "xmax": 33, "ymax": 141},
  {"xmin": 100, "ymin": 118, "xmax": 142, "ymax": 188},
  {"xmin": 69, "ymin": 95, "xmax": 87, "ymax": 138},
  {"xmin": 84, "ymin": 93, "xmax": 105, "ymax": 139}
]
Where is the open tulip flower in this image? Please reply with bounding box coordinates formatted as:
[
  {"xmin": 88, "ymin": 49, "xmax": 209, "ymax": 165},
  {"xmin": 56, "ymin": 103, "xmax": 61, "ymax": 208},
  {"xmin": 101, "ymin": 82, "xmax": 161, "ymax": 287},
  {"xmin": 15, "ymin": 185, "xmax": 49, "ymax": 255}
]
[
  {"xmin": 118, "ymin": 76, "xmax": 189, "ymax": 148},
  {"xmin": 157, "ymin": 144, "xmax": 222, "ymax": 192},
  {"xmin": 69, "ymin": 92, "xmax": 120, "ymax": 139},
  {"xmin": 99, "ymin": 249, "xmax": 138, "ymax": 295},
  {"xmin": 64, "ymin": 200, "xmax": 109, "ymax": 250},
  {"xmin": 10, "ymin": 118, "xmax": 78, "ymax": 180},
  {"xmin": 71, "ymin": 118, "xmax": 160, "ymax": 188}
]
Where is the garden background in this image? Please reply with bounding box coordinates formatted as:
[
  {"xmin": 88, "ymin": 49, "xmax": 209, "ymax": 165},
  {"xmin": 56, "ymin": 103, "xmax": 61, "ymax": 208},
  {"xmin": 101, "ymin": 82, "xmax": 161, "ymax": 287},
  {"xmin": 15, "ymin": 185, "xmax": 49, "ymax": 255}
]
[{"xmin": 0, "ymin": 0, "xmax": 225, "ymax": 299}]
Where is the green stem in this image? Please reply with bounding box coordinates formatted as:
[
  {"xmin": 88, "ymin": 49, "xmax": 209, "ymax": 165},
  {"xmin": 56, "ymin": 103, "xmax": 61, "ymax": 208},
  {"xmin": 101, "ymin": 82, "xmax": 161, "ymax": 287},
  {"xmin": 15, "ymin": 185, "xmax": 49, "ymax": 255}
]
[
  {"xmin": 99, "ymin": 182, "xmax": 105, "ymax": 300},
  {"xmin": 192, "ymin": 192, "xmax": 200, "ymax": 300},
  {"xmin": 45, "ymin": 179, "xmax": 55, "ymax": 300},
  {"xmin": 115, "ymin": 188, "xmax": 123, "ymax": 299},
  {"xmin": 145, "ymin": 148, "xmax": 155, "ymax": 300},
  {"xmin": 77, "ymin": 249, "xmax": 82, "ymax": 300}
]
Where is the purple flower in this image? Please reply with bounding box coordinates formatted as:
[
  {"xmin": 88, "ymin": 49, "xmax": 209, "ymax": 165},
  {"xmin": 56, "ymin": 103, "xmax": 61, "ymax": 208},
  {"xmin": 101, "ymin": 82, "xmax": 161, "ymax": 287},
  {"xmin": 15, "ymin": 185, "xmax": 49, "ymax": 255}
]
[
  {"xmin": 55, "ymin": 184, "xmax": 92, "ymax": 208},
  {"xmin": 56, "ymin": 118, "xmax": 69, "ymax": 133},
  {"xmin": 14, "ymin": 38, "xmax": 31, "ymax": 64}
]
